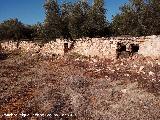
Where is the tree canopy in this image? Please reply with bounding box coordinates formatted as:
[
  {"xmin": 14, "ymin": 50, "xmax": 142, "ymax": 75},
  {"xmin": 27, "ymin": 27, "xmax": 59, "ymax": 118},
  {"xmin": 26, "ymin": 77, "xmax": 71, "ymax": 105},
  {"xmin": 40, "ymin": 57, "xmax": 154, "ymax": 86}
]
[
  {"xmin": 112, "ymin": 0, "xmax": 160, "ymax": 36},
  {"xmin": 43, "ymin": 0, "xmax": 109, "ymax": 40},
  {"xmin": 0, "ymin": 18, "xmax": 36, "ymax": 41},
  {"xmin": 1, "ymin": 0, "xmax": 160, "ymax": 41}
]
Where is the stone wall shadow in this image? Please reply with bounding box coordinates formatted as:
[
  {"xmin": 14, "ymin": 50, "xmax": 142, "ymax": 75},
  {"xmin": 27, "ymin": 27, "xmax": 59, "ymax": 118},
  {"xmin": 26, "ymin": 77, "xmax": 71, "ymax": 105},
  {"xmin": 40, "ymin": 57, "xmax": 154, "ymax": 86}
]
[{"xmin": 0, "ymin": 52, "xmax": 8, "ymax": 60}]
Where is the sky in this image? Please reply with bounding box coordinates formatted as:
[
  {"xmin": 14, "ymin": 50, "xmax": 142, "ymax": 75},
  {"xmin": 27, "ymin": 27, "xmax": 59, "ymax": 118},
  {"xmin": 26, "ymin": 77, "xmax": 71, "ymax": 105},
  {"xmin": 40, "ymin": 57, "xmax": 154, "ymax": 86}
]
[{"xmin": 0, "ymin": 0, "xmax": 128, "ymax": 25}]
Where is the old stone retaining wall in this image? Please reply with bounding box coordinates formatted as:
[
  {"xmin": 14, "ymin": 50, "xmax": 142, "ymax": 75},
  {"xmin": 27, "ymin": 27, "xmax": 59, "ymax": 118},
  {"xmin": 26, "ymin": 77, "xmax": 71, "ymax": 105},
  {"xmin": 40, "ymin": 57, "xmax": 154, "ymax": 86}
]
[
  {"xmin": 138, "ymin": 35, "xmax": 160, "ymax": 57},
  {"xmin": 0, "ymin": 35, "xmax": 160, "ymax": 59}
]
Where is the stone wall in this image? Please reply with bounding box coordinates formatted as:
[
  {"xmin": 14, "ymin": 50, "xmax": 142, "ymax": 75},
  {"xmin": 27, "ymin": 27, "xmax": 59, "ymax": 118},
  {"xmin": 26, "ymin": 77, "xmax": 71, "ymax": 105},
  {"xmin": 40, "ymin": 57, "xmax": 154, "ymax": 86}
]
[
  {"xmin": 138, "ymin": 35, "xmax": 160, "ymax": 58},
  {"xmin": 1, "ymin": 35, "xmax": 160, "ymax": 59},
  {"xmin": 71, "ymin": 38, "xmax": 117, "ymax": 59},
  {"xmin": 1, "ymin": 39, "xmax": 66, "ymax": 57}
]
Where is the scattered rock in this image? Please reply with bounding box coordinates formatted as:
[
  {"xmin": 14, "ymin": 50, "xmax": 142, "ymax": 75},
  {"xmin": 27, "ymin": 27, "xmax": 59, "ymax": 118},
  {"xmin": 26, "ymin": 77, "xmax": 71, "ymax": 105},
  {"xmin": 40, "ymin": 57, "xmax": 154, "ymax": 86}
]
[
  {"xmin": 149, "ymin": 71, "xmax": 155, "ymax": 76},
  {"xmin": 138, "ymin": 66, "xmax": 144, "ymax": 73},
  {"xmin": 121, "ymin": 89, "xmax": 127, "ymax": 94},
  {"xmin": 133, "ymin": 64, "xmax": 137, "ymax": 68}
]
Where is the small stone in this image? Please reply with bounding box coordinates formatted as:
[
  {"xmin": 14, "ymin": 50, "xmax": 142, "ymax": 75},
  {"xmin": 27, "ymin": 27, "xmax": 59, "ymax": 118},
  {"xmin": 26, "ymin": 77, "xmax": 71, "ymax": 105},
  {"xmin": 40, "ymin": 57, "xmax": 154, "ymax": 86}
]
[
  {"xmin": 149, "ymin": 71, "xmax": 154, "ymax": 76},
  {"xmin": 133, "ymin": 64, "xmax": 137, "ymax": 68},
  {"xmin": 126, "ymin": 74, "xmax": 129, "ymax": 76},
  {"xmin": 151, "ymin": 79, "xmax": 156, "ymax": 82},
  {"xmin": 111, "ymin": 69, "xmax": 115, "ymax": 72},
  {"xmin": 116, "ymin": 68, "xmax": 120, "ymax": 70},
  {"xmin": 75, "ymin": 58, "xmax": 79, "ymax": 61},
  {"xmin": 92, "ymin": 59, "xmax": 97, "ymax": 63},
  {"xmin": 105, "ymin": 75, "xmax": 108, "ymax": 78},
  {"xmin": 138, "ymin": 66, "xmax": 144, "ymax": 73},
  {"xmin": 139, "ymin": 66, "xmax": 144, "ymax": 71},
  {"xmin": 121, "ymin": 89, "xmax": 127, "ymax": 93}
]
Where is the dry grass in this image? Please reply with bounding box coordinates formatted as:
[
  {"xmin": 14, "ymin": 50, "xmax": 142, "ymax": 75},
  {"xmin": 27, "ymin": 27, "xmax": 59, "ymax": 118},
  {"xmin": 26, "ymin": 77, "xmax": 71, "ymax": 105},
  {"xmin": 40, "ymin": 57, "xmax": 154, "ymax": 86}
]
[{"xmin": 0, "ymin": 51, "xmax": 160, "ymax": 120}]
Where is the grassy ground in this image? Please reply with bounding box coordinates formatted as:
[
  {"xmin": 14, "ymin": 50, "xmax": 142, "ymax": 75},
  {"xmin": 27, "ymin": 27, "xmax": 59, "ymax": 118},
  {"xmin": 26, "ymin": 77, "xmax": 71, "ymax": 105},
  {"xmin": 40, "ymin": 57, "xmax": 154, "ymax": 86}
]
[{"xmin": 0, "ymin": 51, "xmax": 160, "ymax": 120}]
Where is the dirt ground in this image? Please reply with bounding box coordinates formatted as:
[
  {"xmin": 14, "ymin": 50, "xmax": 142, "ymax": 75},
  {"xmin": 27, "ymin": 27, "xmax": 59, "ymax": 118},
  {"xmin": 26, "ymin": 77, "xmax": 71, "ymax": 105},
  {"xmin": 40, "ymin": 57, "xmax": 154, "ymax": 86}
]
[{"xmin": 0, "ymin": 50, "xmax": 160, "ymax": 120}]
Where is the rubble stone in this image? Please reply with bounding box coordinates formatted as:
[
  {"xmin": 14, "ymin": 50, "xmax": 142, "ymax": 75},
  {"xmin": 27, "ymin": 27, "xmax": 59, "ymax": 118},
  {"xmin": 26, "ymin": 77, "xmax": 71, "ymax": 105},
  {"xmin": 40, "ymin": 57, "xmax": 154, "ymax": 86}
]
[{"xmin": 1, "ymin": 35, "xmax": 160, "ymax": 59}]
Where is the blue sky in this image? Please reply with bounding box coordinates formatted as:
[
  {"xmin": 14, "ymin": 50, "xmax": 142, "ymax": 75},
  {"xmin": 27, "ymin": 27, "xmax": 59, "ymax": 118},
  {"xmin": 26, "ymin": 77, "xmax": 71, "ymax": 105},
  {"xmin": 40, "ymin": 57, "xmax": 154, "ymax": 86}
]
[{"xmin": 0, "ymin": 0, "xmax": 128, "ymax": 25}]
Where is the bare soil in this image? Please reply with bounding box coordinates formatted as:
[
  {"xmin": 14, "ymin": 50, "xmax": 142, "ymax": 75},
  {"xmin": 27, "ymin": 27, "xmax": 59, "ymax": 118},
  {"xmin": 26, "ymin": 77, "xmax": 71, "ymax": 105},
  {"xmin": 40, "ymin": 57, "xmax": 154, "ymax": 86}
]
[{"xmin": 0, "ymin": 50, "xmax": 160, "ymax": 120}]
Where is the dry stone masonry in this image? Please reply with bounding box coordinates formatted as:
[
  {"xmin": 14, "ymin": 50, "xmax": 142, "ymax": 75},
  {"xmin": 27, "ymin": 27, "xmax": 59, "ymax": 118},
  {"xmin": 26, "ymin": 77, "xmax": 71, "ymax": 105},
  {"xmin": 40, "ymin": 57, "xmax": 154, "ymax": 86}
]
[{"xmin": 1, "ymin": 35, "xmax": 160, "ymax": 59}]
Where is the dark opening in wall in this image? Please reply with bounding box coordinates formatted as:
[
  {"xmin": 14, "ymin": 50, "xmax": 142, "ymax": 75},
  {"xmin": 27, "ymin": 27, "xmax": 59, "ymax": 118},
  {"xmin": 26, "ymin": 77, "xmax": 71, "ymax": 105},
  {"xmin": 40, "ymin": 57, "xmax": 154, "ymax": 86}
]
[
  {"xmin": 130, "ymin": 44, "xmax": 139, "ymax": 53},
  {"xmin": 0, "ymin": 52, "xmax": 8, "ymax": 60},
  {"xmin": 116, "ymin": 42, "xmax": 140, "ymax": 59},
  {"xmin": 64, "ymin": 43, "xmax": 69, "ymax": 54},
  {"xmin": 117, "ymin": 42, "xmax": 126, "ymax": 52},
  {"xmin": 116, "ymin": 42, "xmax": 129, "ymax": 58}
]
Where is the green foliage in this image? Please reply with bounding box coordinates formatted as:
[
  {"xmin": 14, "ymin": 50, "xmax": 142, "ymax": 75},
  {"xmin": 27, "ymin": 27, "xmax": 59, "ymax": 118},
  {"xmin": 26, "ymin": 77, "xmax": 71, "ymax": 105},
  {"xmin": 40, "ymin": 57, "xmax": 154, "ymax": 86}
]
[
  {"xmin": 62, "ymin": 1, "xmax": 91, "ymax": 39},
  {"xmin": 73, "ymin": 0, "xmax": 109, "ymax": 38},
  {"xmin": 86, "ymin": 0, "xmax": 107, "ymax": 37},
  {"xmin": 0, "ymin": 18, "xmax": 24, "ymax": 40},
  {"xmin": 68, "ymin": 2, "xmax": 86, "ymax": 38},
  {"xmin": 43, "ymin": 0, "xmax": 110, "ymax": 40},
  {"xmin": 31, "ymin": 23, "xmax": 45, "ymax": 39},
  {"xmin": 4, "ymin": 0, "xmax": 160, "ymax": 40},
  {"xmin": 0, "ymin": 0, "xmax": 111, "ymax": 41},
  {"xmin": 0, "ymin": 18, "xmax": 37, "ymax": 41},
  {"xmin": 44, "ymin": 0, "xmax": 62, "ymax": 40},
  {"xmin": 112, "ymin": 0, "xmax": 160, "ymax": 36}
]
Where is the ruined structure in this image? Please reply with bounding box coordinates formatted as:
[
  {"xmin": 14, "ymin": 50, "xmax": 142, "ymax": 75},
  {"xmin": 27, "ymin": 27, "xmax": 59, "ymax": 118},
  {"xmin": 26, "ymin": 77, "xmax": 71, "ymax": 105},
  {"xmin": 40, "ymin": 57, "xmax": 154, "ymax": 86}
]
[{"xmin": 1, "ymin": 35, "xmax": 160, "ymax": 59}]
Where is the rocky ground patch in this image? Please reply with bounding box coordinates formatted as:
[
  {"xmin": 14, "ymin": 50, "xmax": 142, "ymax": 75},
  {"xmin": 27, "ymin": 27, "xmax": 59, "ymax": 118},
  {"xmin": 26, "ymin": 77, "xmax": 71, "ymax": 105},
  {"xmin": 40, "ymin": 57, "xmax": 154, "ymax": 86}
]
[{"xmin": 0, "ymin": 51, "xmax": 160, "ymax": 120}]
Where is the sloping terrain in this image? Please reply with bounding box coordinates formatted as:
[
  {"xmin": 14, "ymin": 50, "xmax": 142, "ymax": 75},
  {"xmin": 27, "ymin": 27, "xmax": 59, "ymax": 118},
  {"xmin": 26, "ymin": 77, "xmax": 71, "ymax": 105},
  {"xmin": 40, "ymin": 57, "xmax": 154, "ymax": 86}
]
[{"xmin": 0, "ymin": 51, "xmax": 160, "ymax": 120}]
